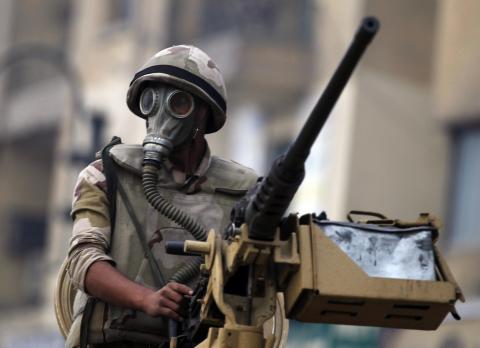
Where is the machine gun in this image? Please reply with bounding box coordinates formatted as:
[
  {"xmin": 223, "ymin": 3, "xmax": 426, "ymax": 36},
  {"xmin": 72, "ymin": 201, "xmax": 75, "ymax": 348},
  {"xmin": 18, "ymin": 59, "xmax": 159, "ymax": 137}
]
[
  {"xmin": 165, "ymin": 16, "xmax": 379, "ymax": 347},
  {"xmin": 166, "ymin": 16, "xmax": 463, "ymax": 348}
]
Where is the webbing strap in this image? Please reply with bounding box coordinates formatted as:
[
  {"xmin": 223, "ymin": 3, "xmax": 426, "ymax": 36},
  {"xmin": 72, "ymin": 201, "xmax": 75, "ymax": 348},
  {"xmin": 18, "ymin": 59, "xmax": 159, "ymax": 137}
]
[
  {"xmin": 101, "ymin": 136, "xmax": 122, "ymax": 240},
  {"xmin": 80, "ymin": 297, "xmax": 97, "ymax": 348},
  {"xmin": 80, "ymin": 137, "xmax": 121, "ymax": 348},
  {"xmin": 116, "ymin": 178, "xmax": 166, "ymax": 288}
]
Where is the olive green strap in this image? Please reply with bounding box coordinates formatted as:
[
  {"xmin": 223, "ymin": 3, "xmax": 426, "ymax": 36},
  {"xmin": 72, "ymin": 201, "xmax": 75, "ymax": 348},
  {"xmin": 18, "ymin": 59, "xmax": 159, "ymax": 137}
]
[
  {"xmin": 80, "ymin": 298, "xmax": 97, "ymax": 348},
  {"xmin": 116, "ymin": 178, "xmax": 166, "ymax": 288},
  {"xmin": 101, "ymin": 136, "xmax": 122, "ymax": 240}
]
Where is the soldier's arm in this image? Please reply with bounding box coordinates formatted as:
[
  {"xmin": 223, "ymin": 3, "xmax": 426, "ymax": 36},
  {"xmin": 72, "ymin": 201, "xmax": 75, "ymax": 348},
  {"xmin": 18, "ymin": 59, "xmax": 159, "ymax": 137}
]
[
  {"xmin": 67, "ymin": 160, "xmax": 115, "ymax": 293},
  {"xmin": 68, "ymin": 160, "xmax": 191, "ymax": 320},
  {"xmin": 85, "ymin": 261, "xmax": 191, "ymax": 320}
]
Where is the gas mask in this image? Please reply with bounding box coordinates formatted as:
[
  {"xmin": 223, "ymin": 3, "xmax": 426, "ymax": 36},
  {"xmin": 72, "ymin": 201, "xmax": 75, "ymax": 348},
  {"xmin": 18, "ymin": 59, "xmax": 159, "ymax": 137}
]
[
  {"xmin": 140, "ymin": 85, "xmax": 198, "ymax": 166},
  {"xmin": 140, "ymin": 84, "xmax": 208, "ymax": 242}
]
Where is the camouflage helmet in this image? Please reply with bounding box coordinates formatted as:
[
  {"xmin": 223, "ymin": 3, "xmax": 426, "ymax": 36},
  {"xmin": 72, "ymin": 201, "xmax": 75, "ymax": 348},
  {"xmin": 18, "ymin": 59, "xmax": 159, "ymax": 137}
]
[{"xmin": 127, "ymin": 45, "xmax": 227, "ymax": 133}]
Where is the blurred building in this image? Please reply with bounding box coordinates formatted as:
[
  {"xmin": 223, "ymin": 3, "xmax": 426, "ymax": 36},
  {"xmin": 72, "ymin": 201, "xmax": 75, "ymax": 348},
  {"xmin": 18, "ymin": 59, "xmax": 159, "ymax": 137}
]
[
  {"xmin": 0, "ymin": 1, "xmax": 73, "ymax": 347},
  {"xmin": 0, "ymin": 0, "xmax": 478, "ymax": 347}
]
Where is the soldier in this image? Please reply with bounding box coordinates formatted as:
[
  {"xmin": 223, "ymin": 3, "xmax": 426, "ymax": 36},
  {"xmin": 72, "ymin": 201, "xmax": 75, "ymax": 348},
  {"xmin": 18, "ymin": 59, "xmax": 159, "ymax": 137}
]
[{"xmin": 65, "ymin": 45, "xmax": 258, "ymax": 348}]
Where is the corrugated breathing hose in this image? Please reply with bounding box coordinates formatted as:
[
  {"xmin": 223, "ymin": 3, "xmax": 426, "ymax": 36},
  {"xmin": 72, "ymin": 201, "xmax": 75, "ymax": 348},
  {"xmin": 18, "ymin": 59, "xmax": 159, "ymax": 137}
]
[{"xmin": 142, "ymin": 164, "xmax": 207, "ymax": 284}]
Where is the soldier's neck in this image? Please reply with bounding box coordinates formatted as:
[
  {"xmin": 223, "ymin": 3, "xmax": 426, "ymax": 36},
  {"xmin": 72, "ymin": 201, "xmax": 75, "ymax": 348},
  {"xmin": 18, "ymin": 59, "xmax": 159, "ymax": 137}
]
[{"xmin": 169, "ymin": 137, "xmax": 207, "ymax": 178}]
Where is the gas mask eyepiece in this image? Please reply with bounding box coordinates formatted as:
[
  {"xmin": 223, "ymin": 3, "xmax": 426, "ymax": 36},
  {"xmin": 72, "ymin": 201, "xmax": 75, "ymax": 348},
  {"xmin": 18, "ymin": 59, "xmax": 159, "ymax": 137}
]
[
  {"xmin": 165, "ymin": 90, "xmax": 195, "ymax": 118},
  {"xmin": 139, "ymin": 87, "xmax": 159, "ymax": 116},
  {"xmin": 141, "ymin": 86, "xmax": 198, "ymax": 166},
  {"xmin": 139, "ymin": 88, "xmax": 195, "ymax": 118}
]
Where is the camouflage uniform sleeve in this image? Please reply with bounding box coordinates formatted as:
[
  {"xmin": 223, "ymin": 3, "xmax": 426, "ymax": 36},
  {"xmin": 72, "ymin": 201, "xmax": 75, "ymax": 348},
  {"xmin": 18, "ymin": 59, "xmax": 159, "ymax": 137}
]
[{"xmin": 67, "ymin": 159, "xmax": 116, "ymax": 293}]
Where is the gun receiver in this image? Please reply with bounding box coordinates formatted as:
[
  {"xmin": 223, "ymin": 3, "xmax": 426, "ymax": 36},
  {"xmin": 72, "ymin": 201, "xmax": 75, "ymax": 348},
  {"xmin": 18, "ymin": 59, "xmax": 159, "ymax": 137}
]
[{"xmin": 244, "ymin": 17, "xmax": 380, "ymax": 240}]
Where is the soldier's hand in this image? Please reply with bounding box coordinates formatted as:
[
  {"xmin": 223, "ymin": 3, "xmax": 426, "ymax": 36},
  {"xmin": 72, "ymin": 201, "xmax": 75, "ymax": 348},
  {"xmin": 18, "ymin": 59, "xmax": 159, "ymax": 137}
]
[{"xmin": 141, "ymin": 282, "xmax": 193, "ymax": 321}]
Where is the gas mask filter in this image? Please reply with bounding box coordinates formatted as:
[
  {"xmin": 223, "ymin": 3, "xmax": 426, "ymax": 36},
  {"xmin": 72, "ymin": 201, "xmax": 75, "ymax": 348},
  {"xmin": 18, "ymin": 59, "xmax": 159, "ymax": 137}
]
[{"xmin": 141, "ymin": 85, "xmax": 197, "ymax": 166}]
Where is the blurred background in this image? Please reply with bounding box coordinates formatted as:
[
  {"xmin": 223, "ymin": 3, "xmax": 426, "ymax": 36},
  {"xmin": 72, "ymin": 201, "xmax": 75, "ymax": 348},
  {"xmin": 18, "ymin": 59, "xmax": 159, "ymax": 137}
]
[{"xmin": 0, "ymin": 0, "xmax": 479, "ymax": 347}]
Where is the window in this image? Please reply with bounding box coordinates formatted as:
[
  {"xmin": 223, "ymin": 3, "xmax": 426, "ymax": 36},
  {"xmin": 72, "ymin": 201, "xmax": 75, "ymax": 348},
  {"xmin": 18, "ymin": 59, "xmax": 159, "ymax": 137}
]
[
  {"xmin": 0, "ymin": 127, "xmax": 57, "ymax": 308},
  {"xmin": 7, "ymin": 212, "xmax": 47, "ymax": 257},
  {"xmin": 448, "ymin": 125, "xmax": 480, "ymax": 248}
]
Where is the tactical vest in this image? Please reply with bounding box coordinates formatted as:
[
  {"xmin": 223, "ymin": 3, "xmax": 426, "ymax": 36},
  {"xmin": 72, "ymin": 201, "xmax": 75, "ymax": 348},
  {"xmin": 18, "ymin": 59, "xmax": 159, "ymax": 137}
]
[{"xmin": 66, "ymin": 144, "xmax": 257, "ymax": 347}]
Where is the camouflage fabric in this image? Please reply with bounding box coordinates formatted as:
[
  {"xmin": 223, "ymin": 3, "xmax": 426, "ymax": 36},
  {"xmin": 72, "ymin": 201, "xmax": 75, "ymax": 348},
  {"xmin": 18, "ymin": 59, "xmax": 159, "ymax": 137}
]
[
  {"xmin": 66, "ymin": 144, "xmax": 258, "ymax": 347},
  {"xmin": 68, "ymin": 160, "xmax": 114, "ymax": 292},
  {"xmin": 127, "ymin": 45, "xmax": 227, "ymax": 134},
  {"xmin": 67, "ymin": 144, "xmax": 221, "ymax": 292}
]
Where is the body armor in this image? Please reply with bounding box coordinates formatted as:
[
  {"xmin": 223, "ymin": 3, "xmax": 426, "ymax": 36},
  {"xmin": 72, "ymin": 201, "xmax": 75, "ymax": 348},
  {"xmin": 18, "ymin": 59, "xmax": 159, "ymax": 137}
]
[{"xmin": 65, "ymin": 144, "xmax": 257, "ymax": 347}]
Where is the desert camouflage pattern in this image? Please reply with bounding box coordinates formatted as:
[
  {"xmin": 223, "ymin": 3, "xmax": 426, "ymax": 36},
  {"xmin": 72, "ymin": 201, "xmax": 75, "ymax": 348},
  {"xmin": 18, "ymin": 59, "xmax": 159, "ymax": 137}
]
[
  {"xmin": 65, "ymin": 144, "xmax": 258, "ymax": 347},
  {"xmin": 151, "ymin": 45, "xmax": 226, "ymax": 95},
  {"xmin": 68, "ymin": 160, "xmax": 114, "ymax": 292},
  {"xmin": 127, "ymin": 45, "xmax": 227, "ymax": 133}
]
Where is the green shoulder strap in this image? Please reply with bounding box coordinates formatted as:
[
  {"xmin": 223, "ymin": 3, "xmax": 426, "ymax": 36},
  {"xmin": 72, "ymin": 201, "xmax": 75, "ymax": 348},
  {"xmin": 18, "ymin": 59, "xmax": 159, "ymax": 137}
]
[
  {"xmin": 101, "ymin": 136, "xmax": 122, "ymax": 241},
  {"xmin": 80, "ymin": 136, "xmax": 122, "ymax": 348}
]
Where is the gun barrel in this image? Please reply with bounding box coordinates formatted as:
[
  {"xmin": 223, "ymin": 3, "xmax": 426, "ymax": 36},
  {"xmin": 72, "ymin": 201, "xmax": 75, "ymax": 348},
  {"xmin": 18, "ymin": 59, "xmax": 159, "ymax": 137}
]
[
  {"xmin": 246, "ymin": 17, "xmax": 380, "ymax": 241},
  {"xmin": 283, "ymin": 16, "xmax": 379, "ymax": 172}
]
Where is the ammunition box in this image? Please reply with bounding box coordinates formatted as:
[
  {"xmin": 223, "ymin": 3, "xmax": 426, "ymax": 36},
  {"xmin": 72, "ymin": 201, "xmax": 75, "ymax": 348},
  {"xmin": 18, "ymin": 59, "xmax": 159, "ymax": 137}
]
[{"xmin": 284, "ymin": 220, "xmax": 463, "ymax": 330}]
